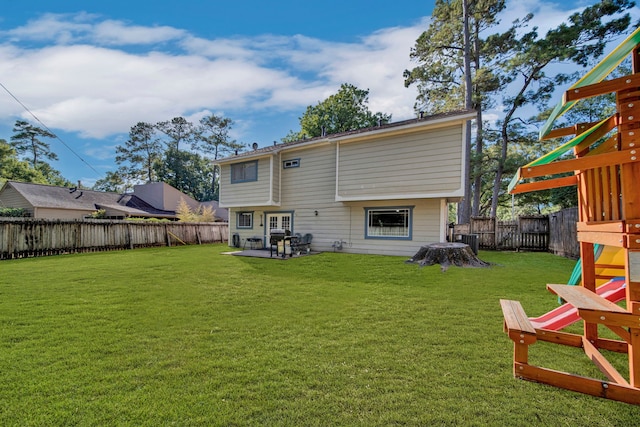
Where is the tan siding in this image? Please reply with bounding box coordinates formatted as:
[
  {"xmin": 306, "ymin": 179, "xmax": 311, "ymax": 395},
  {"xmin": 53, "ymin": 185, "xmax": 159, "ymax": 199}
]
[
  {"xmin": 337, "ymin": 125, "xmax": 463, "ymax": 198},
  {"xmin": 225, "ymin": 143, "xmax": 444, "ymax": 256},
  {"xmin": 280, "ymin": 145, "xmax": 336, "ymax": 208},
  {"xmin": 219, "ymin": 157, "xmax": 275, "ymax": 207},
  {"xmin": 0, "ymin": 186, "xmax": 34, "ymax": 213},
  {"xmin": 36, "ymin": 208, "xmax": 92, "ymax": 220}
]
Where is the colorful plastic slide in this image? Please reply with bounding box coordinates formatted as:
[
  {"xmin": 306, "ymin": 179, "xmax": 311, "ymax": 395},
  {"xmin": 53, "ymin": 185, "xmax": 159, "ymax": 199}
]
[
  {"xmin": 529, "ymin": 277, "xmax": 626, "ymax": 330},
  {"xmin": 529, "ymin": 245, "xmax": 626, "ymax": 331}
]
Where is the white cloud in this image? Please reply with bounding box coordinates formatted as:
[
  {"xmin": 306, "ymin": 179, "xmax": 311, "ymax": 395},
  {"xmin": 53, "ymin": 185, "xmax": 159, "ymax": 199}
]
[
  {"xmin": 4, "ymin": 13, "xmax": 95, "ymax": 44},
  {"xmin": 0, "ymin": 12, "xmax": 429, "ymax": 141},
  {"xmin": 92, "ymin": 20, "xmax": 186, "ymax": 45},
  {"xmin": 3, "ymin": 13, "xmax": 186, "ymax": 46}
]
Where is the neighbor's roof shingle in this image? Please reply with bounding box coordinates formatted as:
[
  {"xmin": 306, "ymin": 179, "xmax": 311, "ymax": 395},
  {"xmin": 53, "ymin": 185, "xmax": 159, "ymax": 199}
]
[{"xmin": 6, "ymin": 181, "xmax": 175, "ymax": 217}]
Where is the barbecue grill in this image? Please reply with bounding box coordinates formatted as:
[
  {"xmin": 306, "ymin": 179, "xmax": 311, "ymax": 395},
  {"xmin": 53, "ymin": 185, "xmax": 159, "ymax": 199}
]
[{"xmin": 269, "ymin": 229, "xmax": 291, "ymax": 257}]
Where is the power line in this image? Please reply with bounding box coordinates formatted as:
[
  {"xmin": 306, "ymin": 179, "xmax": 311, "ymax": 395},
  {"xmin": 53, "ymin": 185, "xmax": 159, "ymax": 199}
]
[{"xmin": 0, "ymin": 81, "xmax": 102, "ymax": 177}]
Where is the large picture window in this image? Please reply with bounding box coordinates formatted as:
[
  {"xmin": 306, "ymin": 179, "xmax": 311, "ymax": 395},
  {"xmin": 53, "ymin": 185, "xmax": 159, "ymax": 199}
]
[
  {"xmin": 365, "ymin": 207, "xmax": 412, "ymax": 240},
  {"xmin": 231, "ymin": 160, "xmax": 258, "ymax": 183},
  {"xmin": 237, "ymin": 212, "xmax": 253, "ymax": 229}
]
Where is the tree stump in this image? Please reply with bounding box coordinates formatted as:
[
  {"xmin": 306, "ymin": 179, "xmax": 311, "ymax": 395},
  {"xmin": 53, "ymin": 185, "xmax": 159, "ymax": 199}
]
[{"xmin": 406, "ymin": 242, "xmax": 490, "ymax": 271}]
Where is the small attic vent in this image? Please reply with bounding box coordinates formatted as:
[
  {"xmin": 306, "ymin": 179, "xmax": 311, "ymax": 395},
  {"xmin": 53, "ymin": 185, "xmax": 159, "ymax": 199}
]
[{"xmin": 283, "ymin": 159, "xmax": 300, "ymax": 169}]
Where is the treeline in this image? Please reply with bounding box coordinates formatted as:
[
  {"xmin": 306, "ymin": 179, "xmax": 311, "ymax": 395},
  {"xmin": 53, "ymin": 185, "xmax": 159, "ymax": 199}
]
[
  {"xmin": 0, "ymin": 115, "xmax": 244, "ymax": 202},
  {"xmin": 0, "ymin": 120, "xmax": 71, "ymax": 188},
  {"xmin": 95, "ymin": 115, "xmax": 243, "ymax": 201}
]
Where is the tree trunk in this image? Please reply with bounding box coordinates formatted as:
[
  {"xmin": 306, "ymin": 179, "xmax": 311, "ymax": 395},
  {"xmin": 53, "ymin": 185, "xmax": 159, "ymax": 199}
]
[
  {"xmin": 459, "ymin": 0, "xmax": 473, "ymax": 225},
  {"xmin": 406, "ymin": 242, "xmax": 490, "ymax": 271},
  {"xmin": 472, "ymin": 21, "xmax": 483, "ymax": 217}
]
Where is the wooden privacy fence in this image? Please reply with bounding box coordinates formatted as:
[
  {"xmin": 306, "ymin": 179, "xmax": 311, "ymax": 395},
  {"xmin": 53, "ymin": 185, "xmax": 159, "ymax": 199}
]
[
  {"xmin": 453, "ymin": 210, "xmax": 580, "ymax": 258},
  {"xmin": 548, "ymin": 207, "xmax": 579, "ymax": 259},
  {"xmin": 0, "ymin": 218, "xmax": 229, "ymax": 260},
  {"xmin": 454, "ymin": 216, "xmax": 550, "ymax": 252}
]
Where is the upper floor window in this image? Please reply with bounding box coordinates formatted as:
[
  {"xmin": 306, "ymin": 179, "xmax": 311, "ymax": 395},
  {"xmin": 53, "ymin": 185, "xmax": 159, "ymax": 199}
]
[
  {"xmin": 231, "ymin": 160, "xmax": 258, "ymax": 183},
  {"xmin": 365, "ymin": 207, "xmax": 413, "ymax": 240},
  {"xmin": 283, "ymin": 158, "xmax": 300, "ymax": 169}
]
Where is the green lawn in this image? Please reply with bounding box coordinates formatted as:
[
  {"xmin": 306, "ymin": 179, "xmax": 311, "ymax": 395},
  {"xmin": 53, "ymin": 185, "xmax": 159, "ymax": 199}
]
[{"xmin": 1, "ymin": 245, "xmax": 638, "ymax": 425}]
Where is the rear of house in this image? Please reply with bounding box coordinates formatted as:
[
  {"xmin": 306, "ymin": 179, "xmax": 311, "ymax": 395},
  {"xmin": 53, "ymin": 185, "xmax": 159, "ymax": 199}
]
[{"xmin": 216, "ymin": 111, "xmax": 474, "ymax": 256}]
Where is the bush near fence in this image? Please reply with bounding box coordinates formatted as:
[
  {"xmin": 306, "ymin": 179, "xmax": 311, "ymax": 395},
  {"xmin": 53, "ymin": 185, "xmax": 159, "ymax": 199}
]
[
  {"xmin": 0, "ymin": 218, "xmax": 229, "ymax": 260},
  {"xmin": 452, "ymin": 208, "xmax": 580, "ymax": 259}
]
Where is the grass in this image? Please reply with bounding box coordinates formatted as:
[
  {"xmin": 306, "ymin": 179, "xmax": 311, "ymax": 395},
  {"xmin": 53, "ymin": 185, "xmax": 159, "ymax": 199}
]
[{"xmin": 1, "ymin": 245, "xmax": 638, "ymax": 425}]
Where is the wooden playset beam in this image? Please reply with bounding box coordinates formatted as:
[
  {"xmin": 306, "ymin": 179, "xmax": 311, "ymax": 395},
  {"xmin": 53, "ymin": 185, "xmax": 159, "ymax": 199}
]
[
  {"xmin": 519, "ymin": 149, "xmax": 638, "ymax": 180},
  {"xmin": 509, "ymin": 175, "xmax": 577, "ymax": 194},
  {"xmin": 563, "ymin": 73, "xmax": 640, "ymax": 103},
  {"xmin": 541, "ymin": 122, "xmax": 599, "ymax": 140},
  {"xmin": 539, "ymin": 27, "xmax": 640, "ymax": 139}
]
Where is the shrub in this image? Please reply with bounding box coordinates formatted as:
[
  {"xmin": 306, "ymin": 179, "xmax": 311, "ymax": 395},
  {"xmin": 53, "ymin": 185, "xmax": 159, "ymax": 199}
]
[
  {"xmin": 0, "ymin": 207, "xmax": 29, "ymax": 217},
  {"xmin": 176, "ymin": 198, "xmax": 216, "ymax": 222},
  {"xmin": 89, "ymin": 209, "xmax": 107, "ymax": 219}
]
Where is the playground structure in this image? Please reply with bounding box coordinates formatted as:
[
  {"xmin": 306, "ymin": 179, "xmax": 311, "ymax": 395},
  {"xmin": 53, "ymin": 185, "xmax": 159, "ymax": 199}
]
[{"xmin": 500, "ymin": 27, "xmax": 640, "ymax": 404}]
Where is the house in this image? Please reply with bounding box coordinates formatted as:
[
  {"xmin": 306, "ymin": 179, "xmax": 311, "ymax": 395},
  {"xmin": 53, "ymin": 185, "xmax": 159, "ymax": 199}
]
[
  {"xmin": 0, "ymin": 181, "xmax": 227, "ymax": 221},
  {"xmin": 216, "ymin": 110, "xmax": 475, "ymax": 256}
]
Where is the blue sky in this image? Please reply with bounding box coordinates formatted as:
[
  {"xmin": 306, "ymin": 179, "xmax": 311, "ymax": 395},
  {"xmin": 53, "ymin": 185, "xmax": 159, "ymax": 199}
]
[{"xmin": 1, "ymin": 0, "xmax": 637, "ymax": 187}]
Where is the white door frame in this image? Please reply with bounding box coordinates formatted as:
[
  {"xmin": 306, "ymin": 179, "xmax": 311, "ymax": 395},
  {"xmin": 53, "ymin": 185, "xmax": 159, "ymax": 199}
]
[{"xmin": 265, "ymin": 211, "xmax": 293, "ymax": 242}]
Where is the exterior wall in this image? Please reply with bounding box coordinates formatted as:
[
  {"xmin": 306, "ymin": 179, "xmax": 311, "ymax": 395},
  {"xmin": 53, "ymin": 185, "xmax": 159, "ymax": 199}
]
[
  {"xmin": 133, "ymin": 182, "xmax": 199, "ymax": 211},
  {"xmin": 337, "ymin": 125, "xmax": 464, "ymax": 200},
  {"xmin": 0, "ymin": 186, "xmax": 33, "ymax": 214},
  {"xmin": 220, "ymin": 156, "xmax": 275, "ymax": 207},
  {"xmin": 35, "ymin": 208, "xmax": 93, "ymax": 220},
  {"xmin": 228, "ymin": 200, "xmax": 443, "ymax": 257},
  {"xmin": 227, "ymin": 142, "xmax": 445, "ymax": 256}
]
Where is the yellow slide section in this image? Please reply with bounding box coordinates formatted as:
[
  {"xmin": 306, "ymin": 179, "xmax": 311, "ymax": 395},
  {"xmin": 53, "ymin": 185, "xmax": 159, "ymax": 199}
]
[{"xmin": 594, "ymin": 246, "xmax": 625, "ymax": 286}]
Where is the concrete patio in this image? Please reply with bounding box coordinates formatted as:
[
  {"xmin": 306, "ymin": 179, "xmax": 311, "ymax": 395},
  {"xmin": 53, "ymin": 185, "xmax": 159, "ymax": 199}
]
[{"xmin": 223, "ymin": 248, "xmax": 318, "ymax": 259}]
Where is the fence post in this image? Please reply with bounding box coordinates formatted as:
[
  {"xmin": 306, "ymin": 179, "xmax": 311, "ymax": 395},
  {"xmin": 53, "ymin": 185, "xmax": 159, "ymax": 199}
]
[
  {"xmin": 74, "ymin": 220, "xmax": 81, "ymax": 253},
  {"xmin": 127, "ymin": 223, "xmax": 133, "ymax": 249}
]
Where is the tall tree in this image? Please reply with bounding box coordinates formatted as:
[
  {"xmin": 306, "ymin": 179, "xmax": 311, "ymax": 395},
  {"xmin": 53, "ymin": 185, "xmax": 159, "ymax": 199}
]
[
  {"xmin": 10, "ymin": 120, "xmax": 57, "ymax": 169},
  {"xmin": 115, "ymin": 122, "xmax": 163, "ymax": 183},
  {"xmin": 404, "ymin": 0, "xmax": 505, "ymax": 222},
  {"xmin": 487, "ymin": 0, "xmax": 633, "ymax": 218},
  {"xmin": 156, "ymin": 116, "xmax": 195, "ymax": 151},
  {"xmin": 0, "ymin": 139, "xmax": 69, "ymax": 187},
  {"xmin": 154, "ymin": 148, "xmax": 216, "ymax": 201},
  {"xmin": 194, "ymin": 114, "xmax": 244, "ymax": 200},
  {"xmin": 461, "ymin": 0, "xmax": 473, "ymax": 223},
  {"xmin": 93, "ymin": 171, "xmax": 131, "ymax": 193},
  {"xmin": 155, "ymin": 117, "xmax": 196, "ymax": 191},
  {"xmin": 283, "ymin": 83, "xmax": 391, "ymax": 141}
]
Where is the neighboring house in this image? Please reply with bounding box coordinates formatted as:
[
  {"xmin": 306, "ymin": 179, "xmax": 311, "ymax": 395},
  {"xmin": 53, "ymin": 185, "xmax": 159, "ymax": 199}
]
[
  {"xmin": 216, "ymin": 110, "xmax": 475, "ymax": 256},
  {"xmin": 0, "ymin": 181, "xmax": 227, "ymax": 221},
  {"xmin": 130, "ymin": 182, "xmax": 228, "ymax": 221}
]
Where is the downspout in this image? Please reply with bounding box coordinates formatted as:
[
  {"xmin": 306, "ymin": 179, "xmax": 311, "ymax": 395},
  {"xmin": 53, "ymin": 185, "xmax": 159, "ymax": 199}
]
[
  {"xmin": 269, "ymin": 155, "xmax": 274, "ymax": 204},
  {"xmin": 334, "ymin": 142, "xmax": 340, "ymax": 201}
]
